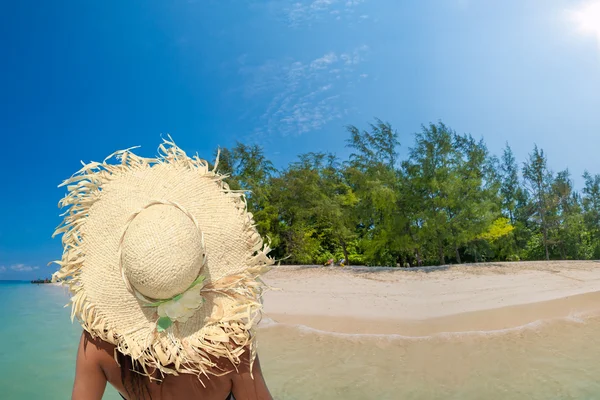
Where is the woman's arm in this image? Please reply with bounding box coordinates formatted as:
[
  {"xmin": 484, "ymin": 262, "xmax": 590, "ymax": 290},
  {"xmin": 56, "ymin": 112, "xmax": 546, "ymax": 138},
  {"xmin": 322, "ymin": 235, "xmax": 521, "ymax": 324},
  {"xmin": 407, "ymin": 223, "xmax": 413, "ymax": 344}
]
[
  {"xmin": 72, "ymin": 331, "xmax": 108, "ymax": 400},
  {"xmin": 230, "ymin": 354, "xmax": 273, "ymax": 400}
]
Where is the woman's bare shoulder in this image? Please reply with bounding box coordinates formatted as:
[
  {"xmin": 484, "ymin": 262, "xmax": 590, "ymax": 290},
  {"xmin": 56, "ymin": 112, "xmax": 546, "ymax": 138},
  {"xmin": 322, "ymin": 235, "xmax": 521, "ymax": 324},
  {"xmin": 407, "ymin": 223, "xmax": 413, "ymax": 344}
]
[
  {"xmin": 79, "ymin": 330, "xmax": 117, "ymax": 363},
  {"xmin": 77, "ymin": 331, "xmax": 272, "ymax": 399}
]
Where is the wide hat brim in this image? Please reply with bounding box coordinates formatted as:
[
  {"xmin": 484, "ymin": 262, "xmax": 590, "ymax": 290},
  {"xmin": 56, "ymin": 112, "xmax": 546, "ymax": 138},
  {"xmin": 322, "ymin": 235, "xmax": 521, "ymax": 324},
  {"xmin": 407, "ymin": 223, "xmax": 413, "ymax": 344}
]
[{"xmin": 52, "ymin": 138, "xmax": 273, "ymax": 378}]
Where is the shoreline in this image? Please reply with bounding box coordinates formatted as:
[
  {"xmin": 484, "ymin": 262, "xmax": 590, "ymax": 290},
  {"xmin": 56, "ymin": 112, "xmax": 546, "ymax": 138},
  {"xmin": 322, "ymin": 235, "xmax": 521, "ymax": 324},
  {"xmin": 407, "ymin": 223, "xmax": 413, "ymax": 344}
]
[
  {"xmin": 264, "ymin": 290, "xmax": 600, "ymax": 337},
  {"xmin": 261, "ymin": 261, "xmax": 600, "ymax": 336},
  {"xmin": 47, "ymin": 260, "xmax": 600, "ymax": 336}
]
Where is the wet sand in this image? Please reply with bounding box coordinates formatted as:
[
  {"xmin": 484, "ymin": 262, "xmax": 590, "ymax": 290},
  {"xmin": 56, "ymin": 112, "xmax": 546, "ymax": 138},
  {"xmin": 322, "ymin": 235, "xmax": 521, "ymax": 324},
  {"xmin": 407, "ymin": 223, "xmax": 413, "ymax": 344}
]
[{"xmin": 261, "ymin": 261, "xmax": 600, "ymax": 336}]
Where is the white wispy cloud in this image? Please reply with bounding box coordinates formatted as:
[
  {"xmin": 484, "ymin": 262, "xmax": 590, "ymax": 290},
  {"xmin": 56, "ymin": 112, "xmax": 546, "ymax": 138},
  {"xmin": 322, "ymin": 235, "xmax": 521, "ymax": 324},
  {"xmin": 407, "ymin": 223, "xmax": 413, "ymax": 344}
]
[
  {"xmin": 240, "ymin": 45, "xmax": 369, "ymax": 136},
  {"xmin": 3, "ymin": 264, "xmax": 40, "ymax": 272},
  {"xmin": 275, "ymin": 0, "xmax": 368, "ymax": 27},
  {"xmin": 310, "ymin": 52, "xmax": 339, "ymax": 70},
  {"xmin": 340, "ymin": 44, "xmax": 369, "ymax": 65}
]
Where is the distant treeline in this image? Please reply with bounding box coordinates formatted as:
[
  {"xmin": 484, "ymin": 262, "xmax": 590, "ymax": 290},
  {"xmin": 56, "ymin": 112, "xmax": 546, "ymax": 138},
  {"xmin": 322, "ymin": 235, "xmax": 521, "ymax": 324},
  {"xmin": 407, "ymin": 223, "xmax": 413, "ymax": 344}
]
[
  {"xmin": 31, "ymin": 278, "xmax": 52, "ymax": 284},
  {"xmin": 215, "ymin": 119, "xmax": 600, "ymax": 267}
]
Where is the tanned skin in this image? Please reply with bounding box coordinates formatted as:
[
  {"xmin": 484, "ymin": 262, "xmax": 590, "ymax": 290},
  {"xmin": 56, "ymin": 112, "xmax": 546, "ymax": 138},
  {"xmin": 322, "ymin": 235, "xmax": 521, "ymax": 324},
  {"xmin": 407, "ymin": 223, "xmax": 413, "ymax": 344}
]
[{"xmin": 72, "ymin": 330, "xmax": 273, "ymax": 400}]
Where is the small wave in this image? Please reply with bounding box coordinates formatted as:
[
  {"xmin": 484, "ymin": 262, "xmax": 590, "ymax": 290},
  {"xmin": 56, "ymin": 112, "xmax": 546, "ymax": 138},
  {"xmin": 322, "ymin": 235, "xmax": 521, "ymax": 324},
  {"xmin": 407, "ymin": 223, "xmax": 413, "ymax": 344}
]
[
  {"xmin": 565, "ymin": 309, "xmax": 600, "ymax": 322},
  {"xmin": 565, "ymin": 314, "xmax": 586, "ymax": 324},
  {"xmin": 257, "ymin": 313, "xmax": 599, "ymax": 341},
  {"xmin": 257, "ymin": 316, "xmax": 278, "ymax": 327}
]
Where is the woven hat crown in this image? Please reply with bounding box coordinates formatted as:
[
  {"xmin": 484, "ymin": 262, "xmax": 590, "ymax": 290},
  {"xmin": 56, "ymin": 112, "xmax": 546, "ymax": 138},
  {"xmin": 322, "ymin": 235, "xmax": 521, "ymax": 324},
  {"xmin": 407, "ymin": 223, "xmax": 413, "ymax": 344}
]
[{"xmin": 120, "ymin": 202, "xmax": 205, "ymax": 300}]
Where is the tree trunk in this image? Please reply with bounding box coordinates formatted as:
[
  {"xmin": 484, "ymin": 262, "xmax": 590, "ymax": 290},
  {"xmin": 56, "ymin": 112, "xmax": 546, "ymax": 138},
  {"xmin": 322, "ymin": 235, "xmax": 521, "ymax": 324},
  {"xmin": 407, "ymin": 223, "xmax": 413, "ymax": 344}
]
[
  {"xmin": 438, "ymin": 242, "xmax": 445, "ymax": 265},
  {"xmin": 414, "ymin": 247, "xmax": 423, "ymax": 267},
  {"xmin": 558, "ymin": 236, "xmax": 566, "ymax": 260},
  {"xmin": 341, "ymin": 240, "xmax": 350, "ymax": 267},
  {"xmin": 407, "ymin": 228, "xmax": 422, "ymax": 266},
  {"xmin": 455, "ymin": 246, "xmax": 462, "ymax": 264},
  {"xmin": 563, "ymin": 216, "xmax": 570, "ymax": 259},
  {"xmin": 542, "ymin": 226, "xmax": 550, "ymax": 260}
]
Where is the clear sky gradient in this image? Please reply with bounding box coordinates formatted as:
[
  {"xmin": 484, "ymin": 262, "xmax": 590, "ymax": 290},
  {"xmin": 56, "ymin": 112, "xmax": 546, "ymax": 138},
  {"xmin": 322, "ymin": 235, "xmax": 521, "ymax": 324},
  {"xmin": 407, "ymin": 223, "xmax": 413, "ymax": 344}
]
[{"xmin": 1, "ymin": 0, "xmax": 599, "ymax": 279}]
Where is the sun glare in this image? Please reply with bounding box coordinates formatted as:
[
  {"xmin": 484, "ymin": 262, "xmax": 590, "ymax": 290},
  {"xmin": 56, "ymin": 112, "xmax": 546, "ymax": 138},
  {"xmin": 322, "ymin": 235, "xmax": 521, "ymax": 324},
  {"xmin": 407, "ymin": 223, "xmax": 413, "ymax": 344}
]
[{"xmin": 569, "ymin": 1, "xmax": 600, "ymax": 43}]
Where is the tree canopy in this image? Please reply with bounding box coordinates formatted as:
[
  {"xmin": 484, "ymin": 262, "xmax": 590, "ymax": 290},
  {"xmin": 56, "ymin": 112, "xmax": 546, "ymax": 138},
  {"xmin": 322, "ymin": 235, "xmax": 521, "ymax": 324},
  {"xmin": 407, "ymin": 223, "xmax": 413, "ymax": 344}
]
[{"xmin": 214, "ymin": 120, "xmax": 600, "ymax": 266}]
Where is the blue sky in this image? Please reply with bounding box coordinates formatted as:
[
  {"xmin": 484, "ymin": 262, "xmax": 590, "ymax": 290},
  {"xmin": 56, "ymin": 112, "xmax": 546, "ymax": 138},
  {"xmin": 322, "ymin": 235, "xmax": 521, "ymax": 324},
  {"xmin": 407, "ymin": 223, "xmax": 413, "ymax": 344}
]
[{"xmin": 1, "ymin": 0, "xmax": 599, "ymax": 279}]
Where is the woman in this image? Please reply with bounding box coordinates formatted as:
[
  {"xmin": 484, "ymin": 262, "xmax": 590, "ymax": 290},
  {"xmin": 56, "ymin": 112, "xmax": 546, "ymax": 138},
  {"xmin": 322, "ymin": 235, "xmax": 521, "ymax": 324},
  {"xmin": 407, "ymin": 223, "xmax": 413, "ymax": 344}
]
[
  {"xmin": 53, "ymin": 138, "xmax": 275, "ymax": 399},
  {"xmin": 73, "ymin": 330, "xmax": 272, "ymax": 399}
]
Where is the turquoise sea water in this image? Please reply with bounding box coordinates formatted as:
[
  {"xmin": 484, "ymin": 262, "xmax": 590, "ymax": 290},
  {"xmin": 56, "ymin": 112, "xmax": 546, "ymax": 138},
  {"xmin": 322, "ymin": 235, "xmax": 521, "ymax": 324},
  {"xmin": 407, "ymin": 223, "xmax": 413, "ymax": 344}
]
[
  {"xmin": 3, "ymin": 281, "xmax": 600, "ymax": 399},
  {"xmin": 0, "ymin": 282, "xmax": 122, "ymax": 399}
]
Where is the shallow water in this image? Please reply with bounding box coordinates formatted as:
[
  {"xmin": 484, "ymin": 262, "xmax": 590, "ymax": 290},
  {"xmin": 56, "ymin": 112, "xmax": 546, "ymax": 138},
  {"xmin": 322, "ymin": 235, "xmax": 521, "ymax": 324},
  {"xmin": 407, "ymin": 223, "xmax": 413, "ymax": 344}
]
[
  {"xmin": 2, "ymin": 281, "xmax": 600, "ymax": 399},
  {"xmin": 258, "ymin": 316, "xmax": 600, "ymax": 400}
]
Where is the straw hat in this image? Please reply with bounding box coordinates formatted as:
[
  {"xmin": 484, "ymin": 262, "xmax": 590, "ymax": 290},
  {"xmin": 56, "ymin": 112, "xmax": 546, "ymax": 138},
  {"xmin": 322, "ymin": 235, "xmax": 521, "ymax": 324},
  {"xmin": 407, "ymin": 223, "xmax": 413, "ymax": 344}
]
[{"xmin": 52, "ymin": 137, "xmax": 273, "ymax": 378}]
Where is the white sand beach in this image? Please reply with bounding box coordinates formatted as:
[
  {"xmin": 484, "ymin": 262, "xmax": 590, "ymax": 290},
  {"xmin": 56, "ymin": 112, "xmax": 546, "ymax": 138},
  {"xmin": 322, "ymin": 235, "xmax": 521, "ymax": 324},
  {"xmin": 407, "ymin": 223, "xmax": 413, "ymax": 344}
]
[
  {"xmin": 38, "ymin": 261, "xmax": 600, "ymax": 399},
  {"xmin": 261, "ymin": 261, "xmax": 600, "ymax": 336}
]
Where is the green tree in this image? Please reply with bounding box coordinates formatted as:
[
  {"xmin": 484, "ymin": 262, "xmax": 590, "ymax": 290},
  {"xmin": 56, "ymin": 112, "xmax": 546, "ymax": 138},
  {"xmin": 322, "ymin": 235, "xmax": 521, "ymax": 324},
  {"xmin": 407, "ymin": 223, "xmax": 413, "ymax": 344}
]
[
  {"xmin": 404, "ymin": 122, "xmax": 456, "ymax": 265},
  {"xmin": 472, "ymin": 217, "xmax": 516, "ymax": 261},
  {"xmin": 215, "ymin": 143, "xmax": 279, "ymax": 250},
  {"xmin": 450, "ymin": 134, "xmax": 499, "ymax": 262},
  {"xmin": 499, "ymin": 144, "xmax": 520, "ymax": 224},
  {"xmin": 271, "ymin": 153, "xmax": 357, "ymax": 264},
  {"xmin": 345, "ymin": 119, "xmax": 406, "ymax": 266},
  {"xmin": 582, "ymin": 171, "xmax": 600, "ymax": 257},
  {"xmin": 522, "ymin": 145, "xmax": 556, "ymax": 260},
  {"xmin": 551, "ymin": 170, "xmax": 588, "ymax": 259},
  {"xmin": 210, "ymin": 119, "xmax": 596, "ymax": 266}
]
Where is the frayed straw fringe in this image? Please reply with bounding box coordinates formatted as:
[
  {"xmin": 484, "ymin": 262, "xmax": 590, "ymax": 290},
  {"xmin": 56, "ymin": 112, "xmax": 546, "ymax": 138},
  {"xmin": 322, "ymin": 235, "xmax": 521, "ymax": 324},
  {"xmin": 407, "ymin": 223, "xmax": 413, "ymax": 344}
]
[{"xmin": 51, "ymin": 136, "xmax": 274, "ymax": 381}]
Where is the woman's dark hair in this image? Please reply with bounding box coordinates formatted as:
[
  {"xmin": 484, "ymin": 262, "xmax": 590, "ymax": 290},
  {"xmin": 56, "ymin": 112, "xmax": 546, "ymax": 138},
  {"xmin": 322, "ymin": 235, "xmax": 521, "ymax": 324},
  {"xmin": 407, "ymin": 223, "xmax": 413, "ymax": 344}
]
[{"xmin": 116, "ymin": 350, "xmax": 156, "ymax": 400}]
